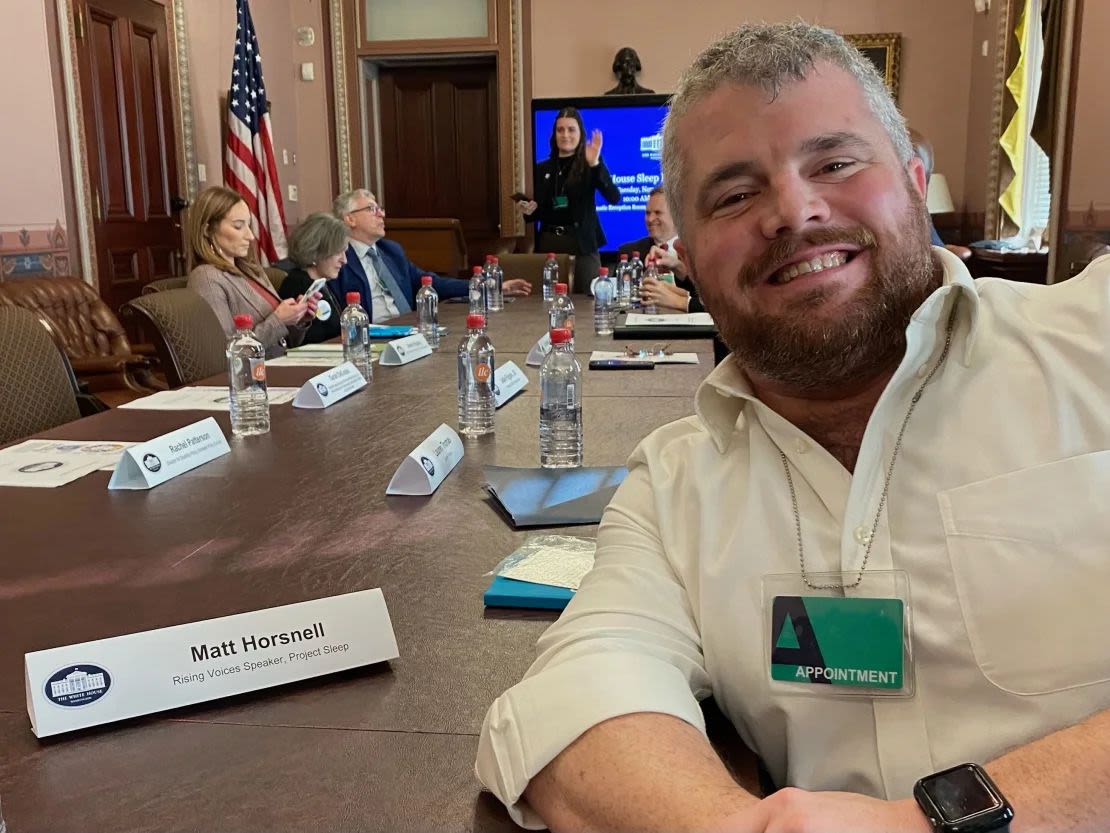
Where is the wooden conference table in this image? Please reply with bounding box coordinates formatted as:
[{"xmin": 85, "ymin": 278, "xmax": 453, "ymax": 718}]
[{"xmin": 0, "ymin": 295, "xmax": 753, "ymax": 831}]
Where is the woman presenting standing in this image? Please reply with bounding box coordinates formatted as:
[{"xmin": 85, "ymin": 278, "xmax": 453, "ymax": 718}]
[{"xmin": 517, "ymin": 107, "xmax": 620, "ymax": 291}]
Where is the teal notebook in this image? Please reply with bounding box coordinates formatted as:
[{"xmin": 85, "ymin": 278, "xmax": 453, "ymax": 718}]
[
  {"xmin": 368, "ymin": 324, "xmax": 414, "ymax": 338},
  {"xmin": 483, "ymin": 575, "xmax": 574, "ymax": 610}
]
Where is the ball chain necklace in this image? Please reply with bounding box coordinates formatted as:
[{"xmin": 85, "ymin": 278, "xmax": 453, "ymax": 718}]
[{"xmin": 778, "ymin": 299, "xmax": 959, "ymax": 590}]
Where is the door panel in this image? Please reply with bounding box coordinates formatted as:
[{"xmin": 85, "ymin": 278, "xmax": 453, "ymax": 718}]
[
  {"xmin": 77, "ymin": 0, "xmax": 184, "ymax": 312},
  {"xmin": 379, "ymin": 62, "xmax": 499, "ymax": 264}
]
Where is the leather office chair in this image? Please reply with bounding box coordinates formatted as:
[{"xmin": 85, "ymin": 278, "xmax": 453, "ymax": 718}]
[
  {"xmin": 385, "ymin": 218, "xmax": 468, "ymax": 275},
  {"xmin": 495, "ymin": 253, "xmax": 576, "ymax": 292},
  {"xmin": 0, "ymin": 307, "xmax": 82, "ymax": 445},
  {"xmin": 0, "ymin": 276, "xmax": 160, "ymax": 406},
  {"xmin": 263, "ymin": 266, "xmax": 288, "ymax": 294},
  {"xmin": 142, "ymin": 276, "xmax": 188, "ymax": 294},
  {"xmin": 120, "ymin": 289, "xmax": 228, "ymax": 388}
]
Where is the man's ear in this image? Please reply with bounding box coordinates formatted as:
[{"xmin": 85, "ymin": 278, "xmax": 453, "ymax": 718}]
[
  {"xmin": 907, "ymin": 156, "xmax": 928, "ymax": 200},
  {"xmin": 675, "ymin": 239, "xmax": 696, "ymax": 286}
]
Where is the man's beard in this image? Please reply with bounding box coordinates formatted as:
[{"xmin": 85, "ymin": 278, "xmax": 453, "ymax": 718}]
[{"xmin": 693, "ymin": 190, "xmax": 939, "ymax": 394}]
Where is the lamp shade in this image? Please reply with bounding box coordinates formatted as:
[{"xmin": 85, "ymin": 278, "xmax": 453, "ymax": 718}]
[{"xmin": 926, "ymin": 173, "xmax": 955, "ymax": 214}]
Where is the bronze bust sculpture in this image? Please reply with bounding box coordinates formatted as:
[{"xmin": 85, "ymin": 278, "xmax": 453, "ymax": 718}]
[{"xmin": 604, "ymin": 47, "xmax": 654, "ymax": 95}]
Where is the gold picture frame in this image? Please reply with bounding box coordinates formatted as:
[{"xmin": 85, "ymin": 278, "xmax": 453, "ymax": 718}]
[{"xmin": 845, "ymin": 33, "xmax": 902, "ymax": 102}]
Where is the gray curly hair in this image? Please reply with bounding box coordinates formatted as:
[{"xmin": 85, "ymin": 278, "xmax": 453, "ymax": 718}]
[{"xmin": 662, "ymin": 21, "xmax": 912, "ymax": 233}]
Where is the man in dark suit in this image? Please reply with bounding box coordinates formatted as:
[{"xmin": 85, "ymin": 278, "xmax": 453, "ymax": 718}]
[
  {"xmin": 332, "ymin": 188, "xmax": 531, "ymax": 321},
  {"xmin": 618, "ymin": 186, "xmax": 676, "ymax": 258}
]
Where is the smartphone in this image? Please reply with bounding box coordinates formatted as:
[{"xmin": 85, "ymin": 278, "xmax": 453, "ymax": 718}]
[
  {"xmin": 299, "ymin": 277, "xmax": 327, "ymax": 300},
  {"xmin": 589, "ymin": 359, "xmax": 654, "ymax": 370}
]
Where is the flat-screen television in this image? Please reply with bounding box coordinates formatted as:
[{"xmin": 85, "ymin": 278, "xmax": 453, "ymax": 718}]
[{"xmin": 530, "ymin": 94, "xmax": 671, "ymax": 254}]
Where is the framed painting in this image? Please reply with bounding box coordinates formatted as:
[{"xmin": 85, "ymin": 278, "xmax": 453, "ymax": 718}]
[{"xmin": 845, "ymin": 33, "xmax": 902, "ymax": 102}]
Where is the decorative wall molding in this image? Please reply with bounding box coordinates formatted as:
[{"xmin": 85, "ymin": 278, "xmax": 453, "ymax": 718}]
[
  {"xmin": 509, "ymin": 0, "xmax": 524, "ymax": 237},
  {"xmin": 170, "ymin": 0, "xmax": 199, "ymax": 201},
  {"xmin": 56, "ymin": 0, "xmax": 95, "ymax": 286},
  {"xmin": 330, "ymin": 0, "xmax": 353, "ymax": 193},
  {"xmin": 983, "ymin": 0, "xmax": 1015, "ymax": 241}
]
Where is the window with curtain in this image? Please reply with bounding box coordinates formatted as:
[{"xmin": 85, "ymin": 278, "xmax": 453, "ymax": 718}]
[{"xmin": 999, "ymin": 0, "xmax": 1052, "ymax": 244}]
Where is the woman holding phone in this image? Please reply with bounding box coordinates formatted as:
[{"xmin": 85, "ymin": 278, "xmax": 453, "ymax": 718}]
[
  {"xmin": 186, "ymin": 186, "xmax": 319, "ymax": 356},
  {"xmin": 516, "ymin": 107, "xmax": 620, "ymax": 292},
  {"xmin": 278, "ymin": 212, "xmax": 348, "ymax": 344}
]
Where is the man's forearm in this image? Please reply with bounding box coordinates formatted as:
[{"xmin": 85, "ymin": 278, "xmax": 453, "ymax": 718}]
[
  {"xmin": 524, "ymin": 712, "xmax": 761, "ymax": 833},
  {"xmin": 988, "ymin": 707, "xmax": 1110, "ymax": 832}
]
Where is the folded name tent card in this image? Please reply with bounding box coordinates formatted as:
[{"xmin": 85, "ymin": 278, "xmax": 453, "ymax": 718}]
[
  {"xmin": 386, "ymin": 423, "xmax": 463, "ymax": 496},
  {"xmin": 378, "ymin": 333, "xmax": 432, "ymax": 366},
  {"xmin": 526, "ymin": 332, "xmax": 553, "ymax": 366},
  {"xmin": 25, "ymin": 588, "xmax": 399, "ymax": 738},
  {"xmin": 493, "ymin": 361, "xmax": 528, "ymax": 407},
  {"xmin": 483, "ymin": 465, "xmax": 629, "ymax": 527},
  {"xmin": 108, "ymin": 418, "xmax": 230, "ymax": 491},
  {"xmin": 292, "ymin": 362, "xmax": 368, "ymax": 408}
]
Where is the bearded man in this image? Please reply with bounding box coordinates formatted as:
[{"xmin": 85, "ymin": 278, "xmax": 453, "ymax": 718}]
[{"xmin": 476, "ymin": 20, "xmax": 1110, "ymax": 833}]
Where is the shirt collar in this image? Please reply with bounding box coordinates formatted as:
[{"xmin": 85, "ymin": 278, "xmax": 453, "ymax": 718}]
[
  {"xmin": 348, "ymin": 238, "xmax": 380, "ymax": 261},
  {"xmin": 693, "ymin": 245, "xmax": 983, "ymax": 454}
]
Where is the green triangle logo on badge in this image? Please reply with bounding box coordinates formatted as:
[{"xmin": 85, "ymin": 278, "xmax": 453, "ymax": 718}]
[{"xmin": 776, "ymin": 614, "xmax": 801, "ymax": 650}]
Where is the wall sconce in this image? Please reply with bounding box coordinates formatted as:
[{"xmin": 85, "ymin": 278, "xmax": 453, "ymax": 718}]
[{"xmin": 927, "ymin": 174, "xmax": 955, "ymax": 214}]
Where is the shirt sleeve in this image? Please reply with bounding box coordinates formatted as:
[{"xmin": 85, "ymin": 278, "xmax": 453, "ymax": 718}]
[{"xmin": 475, "ymin": 446, "xmax": 712, "ymax": 828}]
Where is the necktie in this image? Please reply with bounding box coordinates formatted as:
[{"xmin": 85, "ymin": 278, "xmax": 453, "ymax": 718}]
[{"xmin": 367, "ymin": 247, "xmax": 412, "ymax": 314}]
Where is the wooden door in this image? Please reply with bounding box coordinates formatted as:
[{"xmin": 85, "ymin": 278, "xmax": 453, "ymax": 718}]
[
  {"xmin": 379, "ymin": 61, "xmax": 499, "ymax": 263},
  {"xmin": 75, "ymin": 0, "xmax": 185, "ymax": 311}
]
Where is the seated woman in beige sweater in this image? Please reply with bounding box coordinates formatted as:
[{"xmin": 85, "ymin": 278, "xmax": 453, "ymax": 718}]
[{"xmin": 186, "ymin": 186, "xmax": 319, "ymax": 356}]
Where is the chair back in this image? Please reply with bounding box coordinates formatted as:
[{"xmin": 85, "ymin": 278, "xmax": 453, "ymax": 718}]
[
  {"xmin": 121, "ymin": 290, "xmax": 227, "ymax": 388},
  {"xmin": 385, "ymin": 218, "xmax": 468, "ymax": 275},
  {"xmin": 495, "ymin": 253, "xmax": 575, "ymax": 291},
  {"xmin": 0, "ymin": 307, "xmax": 81, "ymax": 445},
  {"xmin": 263, "ymin": 266, "xmax": 288, "ymax": 294},
  {"xmin": 142, "ymin": 276, "xmax": 188, "ymax": 294}
]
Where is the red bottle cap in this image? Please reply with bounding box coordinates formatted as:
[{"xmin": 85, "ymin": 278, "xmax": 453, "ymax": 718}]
[
  {"xmin": 619, "ymin": 253, "xmax": 628, "ymax": 261},
  {"xmin": 549, "ymin": 328, "xmax": 571, "ymax": 344},
  {"xmin": 346, "ymin": 292, "xmax": 360, "ymax": 304},
  {"xmin": 233, "ymin": 314, "xmax": 253, "ymax": 328},
  {"xmin": 466, "ymin": 313, "xmax": 486, "ymax": 329},
  {"xmin": 599, "ymin": 267, "xmax": 609, "ymax": 276},
  {"xmin": 421, "ymin": 275, "xmax": 433, "ymax": 285},
  {"xmin": 547, "ymin": 252, "xmax": 556, "ymax": 258},
  {"xmin": 633, "ymin": 250, "xmax": 641, "ymax": 257},
  {"xmin": 472, "ymin": 265, "xmax": 483, "ymax": 274},
  {"xmin": 486, "ymin": 254, "xmax": 495, "ymax": 263},
  {"xmin": 555, "ymin": 283, "xmax": 568, "ymax": 295}
]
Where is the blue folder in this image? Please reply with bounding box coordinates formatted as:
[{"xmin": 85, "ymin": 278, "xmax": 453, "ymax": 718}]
[
  {"xmin": 368, "ymin": 324, "xmax": 415, "ymax": 338},
  {"xmin": 483, "ymin": 575, "xmax": 575, "ymax": 610}
]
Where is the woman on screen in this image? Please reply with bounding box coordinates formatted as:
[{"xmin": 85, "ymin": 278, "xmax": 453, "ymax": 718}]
[
  {"xmin": 186, "ymin": 186, "xmax": 318, "ymax": 356},
  {"xmin": 516, "ymin": 107, "xmax": 620, "ymax": 291}
]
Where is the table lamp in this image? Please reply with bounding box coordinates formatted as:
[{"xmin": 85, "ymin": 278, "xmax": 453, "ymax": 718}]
[{"xmin": 926, "ymin": 173, "xmax": 955, "ymax": 214}]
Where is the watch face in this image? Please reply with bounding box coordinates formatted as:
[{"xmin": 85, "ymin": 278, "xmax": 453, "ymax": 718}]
[{"xmin": 926, "ymin": 764, "xmax": 1003, "ymax": 821}]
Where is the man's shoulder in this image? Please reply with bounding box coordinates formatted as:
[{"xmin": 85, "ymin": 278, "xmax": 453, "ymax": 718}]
[
  {"xmin": 630, "ymin": 413, "xmax": 726, "ymax": 475},
  {"xmin": 377, "ymin": 237, "xmax": 407, "ymax": 260},
  {"xmin": 618, "ymin": 236, "xmax": 653, "ymax": 255},
  {"xmin": 976, "ymin": 254, "xmax": 1110, "ymax": 320}
]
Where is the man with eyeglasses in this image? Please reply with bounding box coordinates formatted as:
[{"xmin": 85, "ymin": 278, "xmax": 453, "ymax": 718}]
[{"xmin": 333, "ymin": 188, "xmax": 531, "ymax": 321}]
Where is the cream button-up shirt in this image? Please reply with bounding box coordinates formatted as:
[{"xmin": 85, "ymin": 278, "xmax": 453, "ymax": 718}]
[{"xmin": 476, "ymin": 248, "xmax": 1110, "ymax": 828}]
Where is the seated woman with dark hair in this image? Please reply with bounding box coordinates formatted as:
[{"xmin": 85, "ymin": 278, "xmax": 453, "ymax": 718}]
[{"xmin": 278, "ymin": 212, "xmax": 349, "ymax": 344}]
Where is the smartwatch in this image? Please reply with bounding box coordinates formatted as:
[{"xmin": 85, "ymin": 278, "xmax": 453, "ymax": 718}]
[{"xmin": 913, "ymin": 763, "xmax": 1014, "ymax": 833}]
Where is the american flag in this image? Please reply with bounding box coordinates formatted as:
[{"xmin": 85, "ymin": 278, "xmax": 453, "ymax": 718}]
[{"xmin": 223, "ymin": 0, "xmax": 287, "ymax": 263}]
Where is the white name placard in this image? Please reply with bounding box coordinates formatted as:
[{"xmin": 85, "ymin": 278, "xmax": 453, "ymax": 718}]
[
  {"xmin": 25, "ymin": 589, "xmax": 399, "ymax": 738},
  {"xmin": 386, "ymin": 423, "xmax": 463, "ymax": 496},
  {"xmin": 378, "ymin": 333, "xmax": 432, "ymax": 366},
  {"xmin": 292, "ymin": 362, "xmax": 368, "ymax": 409},
  {"xmin": 493, "ymin": 361, "xmax": 528, "ymax": 408},
  {"xmin": 107, "ymin": 417, "xmax": 230, "ymax": 491},
  {"xmin": 526, "ymin": 332, "xmax": 553, "ymax": 366}
]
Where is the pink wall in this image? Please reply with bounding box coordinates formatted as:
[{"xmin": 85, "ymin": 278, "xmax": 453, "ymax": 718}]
[
  {"xmin": 184, "ymin": 0, "xmax": 335, "ymax": 226},
  {"xmin": 531, "ymin": 0, "xmax": 976, "ymax": 209},
  {"xmin": 0, "ymin": 0, "xmax": 68, "ymax": 254},
  {"xmin": 1068, "ymin": 0, "xmax": 1110, "ymax": 218}
]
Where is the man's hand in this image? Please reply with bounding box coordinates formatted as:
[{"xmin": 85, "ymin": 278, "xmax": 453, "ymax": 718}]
[
  {"xmin": 646, "ymin": 243, "xmax": 687, "ymax": 277},
  {"xmin": 714, "ymin": 789, "xmax": 932, "ymax": 833},
  {"xmin": 585, "ymin": 129, "xmax": 604, "ymax": 167},
  {"xmin": 641, "ymin": 277, "xmax": 690, "ymax": 312},
  {"xmin": 515, "ymin": 199, "xmax": 538, "ymax": 215},
  {"xmin": 503, "ymin": 278, "xmax": 533, "ymax": 296}
]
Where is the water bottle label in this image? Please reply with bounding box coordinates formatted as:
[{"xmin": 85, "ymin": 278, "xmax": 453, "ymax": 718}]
[
  {"xmin": 249, "ymin": 358, "xmax": 267, "ymax": 385},
  {"xmin": 474, "ymin": 362, "xmax": 492, "ymax": 383},
  {"xmin": 566, "ymin": 382, "xmax": 576, "ymax": 406}
]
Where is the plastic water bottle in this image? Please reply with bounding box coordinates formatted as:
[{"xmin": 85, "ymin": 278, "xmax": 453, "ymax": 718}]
[
  {"xmin": 457, "ymin": 313, "xmax": 496, "ymax": 436},
  {"xmin": 615, "ymin": 253, "xmax": 631, "ymax": 309},
  {"xmin": 486, "ymin": 254, "xmax": 504, "ymax": 312},
  {"xmin": 341, "ymin": 291, "xmax": 373, "ymax": 381},
  {"xmin": 542, "ymin": 252, "xmax": 559, "ymax": 302},
  {"xmin": 593, "ymin": 267, "xmax": 615, "ymax": 335},
  {"xmin": 539, "ymin": 327, "xmax": 582, "ymax": 468},
  {"xmin": 416, "ymin": 275, "xmax": 439, "ymax": 350},
  {"xmin": 549, "ymin": 282, "xmax": 575, "ymax": 348},
  {"xmin": 227, "ymin": 314, "xmax": 270, "ymax": 437},
  {"xmin": 629, "ymin": 250, "xmax": 645, "ymax": 308},
  {"xmin": 468, "ymin": 265, "xmax": 488, "ymax": 314},
  {"xmin": 642, "ymin": 261, "xmax": 659, "ymax": 315}
]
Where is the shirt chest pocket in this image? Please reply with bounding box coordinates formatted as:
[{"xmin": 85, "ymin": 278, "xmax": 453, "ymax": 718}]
[{"xmin": 938, "ymin": 451, "xmax": 1110, "ymax": 696}]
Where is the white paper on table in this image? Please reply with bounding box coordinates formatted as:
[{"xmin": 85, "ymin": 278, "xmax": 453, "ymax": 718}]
[
  {"xmin": 497, "ymin": 547, "xmax": 596, "ymax": 590},
  {"xmin": 623, "ymin": 312, "xmax": 714, "ymax": 327},
  {"xmin": 0, "ymin": 450, "xmax": 102, "ymax": 488},
  {"xmin": 267, "ymin": 355, "xmax": 347, "ymax": 367},
  {"xmin": 588, "ymin": 351, "xmax": 700, "ymax": 365},
  {"xmin": 0, "ymin": 439, "xmax": 138, "ymax": 474},
  {"xmin": 288, "ymin": 343, "xmax": 345, "ymax": 354},
  {"xmin": 119, "ymin": 386, "xmax": 300, "ymax": 410}
]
